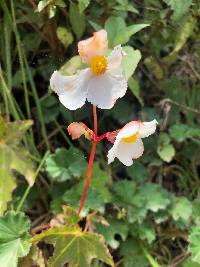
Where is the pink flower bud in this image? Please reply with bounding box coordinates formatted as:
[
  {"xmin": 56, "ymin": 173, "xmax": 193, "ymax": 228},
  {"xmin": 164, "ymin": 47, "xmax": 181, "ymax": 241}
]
[
  {"xmin": 67, "ymin": 122, "xmax": 88, "ymax": 140},
  {"xmin": 67, "ymin": 122, "xmax": 94, "ymax": 141}
]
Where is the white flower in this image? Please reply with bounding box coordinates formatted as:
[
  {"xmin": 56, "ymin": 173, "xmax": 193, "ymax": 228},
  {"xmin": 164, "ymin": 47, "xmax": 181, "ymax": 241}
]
[
  {"xmin": 50, "ymin": 30, "xmax": 127, "ymax": 110},
  {"xmin": 107, "ymin": 119, "xmax": 158, "ymax": 166}
]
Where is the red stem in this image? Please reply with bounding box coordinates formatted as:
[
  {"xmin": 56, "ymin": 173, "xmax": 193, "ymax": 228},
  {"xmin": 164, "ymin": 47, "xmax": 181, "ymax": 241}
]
[
  {"xmin": 93, "ymin": 105, "xmax": 98, "ymax": 135},
  {"xmin": 77, "ymin": 106, "xmax": 98, "ymax": 216}
]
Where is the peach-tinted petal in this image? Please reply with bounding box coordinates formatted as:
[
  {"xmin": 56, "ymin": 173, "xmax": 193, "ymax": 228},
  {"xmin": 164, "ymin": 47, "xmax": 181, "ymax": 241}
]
[{"xmin": 78, "ymin": 30, "xmax": 108, "ymax": 64}]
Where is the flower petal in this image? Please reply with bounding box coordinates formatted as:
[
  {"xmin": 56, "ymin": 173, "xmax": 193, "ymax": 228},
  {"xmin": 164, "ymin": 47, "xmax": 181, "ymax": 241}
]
[
  {"xmin": 108, "ymin": 138, "xmax": 144, "ymax": 166},
  {"xmin": 50, "ymin": 69, "xmax": 90, "ymax": 110},
  {"xmin": 86, "ymin": 72, "xmax": 127, "ymax": 109},
  {"xmin": 117, "ymin": 121, "xmax": 141, "ymax": 139},
  {"xmin": 107, "ymin": 138, "xmax": 120, "ymax": 164},
  {"xmin": 139, "ymin": 119, "xmax": 158, "ymax": 138},
  {"xmin": 78, "ymin": 30, "xmax": 108, "ymax": 64},
  {"xmin": 107, "ymin": 45, "xmax": 125, "ymax": 74}
]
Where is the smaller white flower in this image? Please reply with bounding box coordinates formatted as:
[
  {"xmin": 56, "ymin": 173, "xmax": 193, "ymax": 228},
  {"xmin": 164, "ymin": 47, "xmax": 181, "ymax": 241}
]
[
  {"xmin": 107, "ymin": 119, "xmax": 158, "ymax": 166},
  {"xmin": 50, "ymin": 30, "xmax": 127, "ymax": 110}
]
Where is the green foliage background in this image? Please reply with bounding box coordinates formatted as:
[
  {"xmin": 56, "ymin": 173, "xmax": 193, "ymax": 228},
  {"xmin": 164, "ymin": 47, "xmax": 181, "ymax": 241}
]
[{"xmin": 0, "ymin": 0, "xmax": 200, "ymax": 266}]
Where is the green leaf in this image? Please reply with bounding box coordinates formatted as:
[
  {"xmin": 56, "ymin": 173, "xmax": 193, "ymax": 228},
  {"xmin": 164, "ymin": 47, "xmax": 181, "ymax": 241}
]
[
  {"xmin": 154, "ymin": 210, "xmax": 169, "ymax": 224},
  {"xmin": 62, "ymin": 163, "xmax": 111, "ymax": 215},
  {"xmin": 127, "ymin": 162, "xmax": 147, "ymax": 182},
  {"xmin": 55, "ymin": 0, "xmax": 66, "ymax": 8},
  {"xmin": 170, "ymin": 197, "xmax": 192, "ymax": 223},
  {"xmin": 78, "ymin": 0, "xmax": 90, "ymax": 13},
  {"xmin": 40, "ymin": 95, "xmax": 59, "ymax": 124},
  {"xmin": 0, "ymin": 146, "xmax": 16, "ymax": 215},
  {"xmin": 169, "ymin": 124, "xmax": 200, "ymax": 142},
  {"xmin": 62, "ymin": 206, "xmax": 80, "ymax": 226},
  {"xmin": 192, "ymin": 199, "xmax": 200, "ymax": 225},
  {"xmin": 59, "ymin": 55, "xmax": 84, "ymax": 76},
  {"xmin": 130, "ymin": 221, "xmax": 156, "ymax": 244},
  {"xmin": 90, "ymin": 163, "xmax": 112, "ymax": 202},
  {"xmin": 56, "ymin": 27, "xmax": 74, "ymax": 49},
  {"xmin": 113, "ymin": 181, "xmax": 147, "ymax": 223},
  {"xmin": 109, "ymin": 99, "xmax": 133, "ymax": 124},
  {"xmin": 105, "ymin": 16, "xmax": 126, "ymax": 48},
  {"xmin": 19, "ymin": 245, "xmax": 45, "ymax": 267},
  {"xmin": 122, "ymin": 46, "xmax": 141, "ymax": 79},
  {"xmin": 183, "ymin": 257, "xmax": 200, "ymax": 267},
  {"xmin": 157, "ymin": 133, "xmax": 175, "ymax": 163},
  {"xmin": 164, "ymin": 0, "xmax": 193, "ymax": 21},
  {"xmin": 113, "ymin": 180, "xmax": 137, "ymax": 205},
  {"xmin": 171, "ymin": 16, "xmax": 196, "ymax": 54},
  {"xmin": 3, "ymin": 119, "xmax": 33, "ymax": 146},
  {"xmin": 88, "ymin": 20, "xmax": 101, "ymax": 31},
  {"xmin": 31, "ymin": 225, "xmax": 114, "ymax": 267},
  {"xmin": 0, "ymin": 144, "xmax": 35, "ymax": 214},
  {"xmin": 105, "ymin": 16, "xmax": 149, "ymax": 47},
  {"xmin": 140, "ymin": 225, "xmax": 155, "ymax": 244},
  {"xmin": 157, "ymin": 144, "xmax": 175, "ymax": 163},
  {"xmin": 113, "ymin": 24, "xmax": 150, "ymax": 46},
  {"xmin": 189, "ymin": 226, "xmax": 200, "ymax": 263},
  {"xmin": 0, "ymin": 118, "xmax": 35, "ymax": 214},
  {"xmin": 120, "ymin": 239, "xmax": 148, "ymax": 267},
  {"xmin": 144, "ymin": 56, "xmax": 164, "ymax": 80},
  {"xmin": 141, "ymin": 183, "xmax": 171, "ymax": 212},
  {"xmin": 96, "ymin": 218, "xmax": 128, "ymax": 249},
  {"xmin": 63, "ymin": 185, "xmax": 106, "ymax": 215},
  {"xmin": 0, "ymin": 211, "xmax": 31, "ymax": 267},
  {"xmin": 69, "ymin": 1, "xmax": 86, "ymax": 38},
  {"xmin": 128, "ymin": 77, "xmax": 143, "ymax": 106},
  {"xmin": 127, "ymin": 205, "xmax": 148, "ymax": 224},
  {"xmin": 45, "ymin": 147, "xmax": 87, "ymax": 182},
  {"xmin": 114, "ymin": 0, "xmax": 139, "ymax": 14}
]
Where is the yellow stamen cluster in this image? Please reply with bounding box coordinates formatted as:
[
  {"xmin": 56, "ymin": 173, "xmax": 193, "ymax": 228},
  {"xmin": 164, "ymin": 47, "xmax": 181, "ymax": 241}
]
[
  {"xmin": 90, "ymin": 55, "xmax": 107, "ymax": 76},
  {"xmin": 122, "ymin": 133, "xmax": 138, "ymax": 143}
]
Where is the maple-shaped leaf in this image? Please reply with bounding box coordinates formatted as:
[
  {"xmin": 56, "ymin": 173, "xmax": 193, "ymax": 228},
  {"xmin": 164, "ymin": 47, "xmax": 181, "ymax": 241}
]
[
  {"xmin": 0, "ymin": 211, "xmax": 31, "ymax": 267},
  {"xmin": 62, "ymin": 163, "xmax": 111, "ymax": 216},
  {"xmin": 0, "ymin": 144, "xmax": 35, "ymax": 214},
  {"xmin": 0, "ymin": 117, "xmax": 35, "ymax": 214},
  {"xmin": 96, "ymin": 218, "xmax": 128, "ymax": 249},
  {"xmin": 19, "ymin": 245, "xmax": 45, "ymax": 267},
  {"xmin": 31, "ymin": 225, "xmax": 114, "ymax": 267},
  {"xmin": 3, "ymin": 119, "xmax": 33, "ymax": 146}
]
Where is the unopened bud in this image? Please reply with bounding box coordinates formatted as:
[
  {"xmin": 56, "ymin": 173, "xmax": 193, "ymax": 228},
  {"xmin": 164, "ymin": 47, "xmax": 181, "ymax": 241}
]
[{"xmin": 67, "ymin": 122, "xmax": 88, "ymax": 140}]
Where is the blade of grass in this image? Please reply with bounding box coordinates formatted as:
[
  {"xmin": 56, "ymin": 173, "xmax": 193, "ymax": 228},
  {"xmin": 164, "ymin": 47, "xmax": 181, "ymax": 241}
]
[
  {"xmin": 0, "ymin": 71, "xmax": 9, "ymax": 118},
  {"xmin": 16, "ymin": 150, "xmax": 50, "ymax": 212},
  {"xmin": 1, "ymin": 0, "xmax": 40, "ymax": 155},
  {"xmin": 3, "ymin": 15, "xmax": 12, "ymax": 92},
  {"xmin": 0, "ymin": 66, "xmax": 20, "ymax": 120},
  {"xmin": 10, "ymin": 0, "xmax": 32, "ymax": 119},
  {"xmin": 0, "ymin": 66, "xmax": 41, "ymax": 157},
  {"xmin": 54, "ymin": 120, "xmax": 73, "ymax": 147},
  {"xmin": 23, "ymin": 51, "xmax": 50, "ymax": 150},
  {"xmin": 140, "ymin": 243, "xmax": 162, "ymax": 267}
]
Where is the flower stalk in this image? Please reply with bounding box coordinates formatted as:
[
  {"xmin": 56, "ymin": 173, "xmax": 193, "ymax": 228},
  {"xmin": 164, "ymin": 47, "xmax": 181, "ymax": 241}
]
[{"xmin": 77, "ymin": 105, "xmax": 98, "ymax": 216}]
